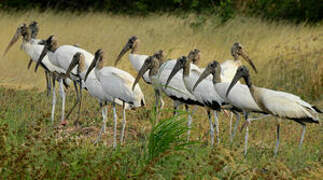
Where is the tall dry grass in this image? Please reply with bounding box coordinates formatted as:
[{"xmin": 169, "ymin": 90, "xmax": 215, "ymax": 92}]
[{"xmin": 0, "ymin": 11, "xmax": 322, "ymax": 100}]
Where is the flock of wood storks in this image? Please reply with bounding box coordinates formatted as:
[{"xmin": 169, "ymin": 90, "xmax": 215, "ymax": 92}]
[{"xmin": 3, "ymin": 21, "xmax": 321, "ymax": 156}]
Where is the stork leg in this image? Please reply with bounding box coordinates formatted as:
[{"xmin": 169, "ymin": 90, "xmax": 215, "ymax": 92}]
[
  {"xmin": 213, "ymin": 111, "xmax": 220, "ymax": 144},
  {"xmin": 231, "ymin": 111, "xmax": 240, "ymax": 143},
  {"xmin": 154, "ymin": 89, "xmax": 160, "ymax": 112},
  {"xmin": 50, "ymin": 73, "xmax": 56, "ymax": 123},
  {"xmin": 229, "ymin": 112, "xmax": 233, "ymax": 140},
  {"xmin": 243, "ymin": 112, "xmax": 250, "ymax": 156},
  {"xmin": 185, "ymin": 105, "xmax": 193, "ymax": 141},
  {"xmin": 112, "ymin": 102, "xmax": 118, "ymax": 148},
  {"xmin": 274, "ymin": 120, "xmax": 281, "ymax": 156},
  {"xmin": 207, "ymin": 110, "xmax": 215, "ymax": 146},
  {"xmin": 27, "ymin": 58, "xmax": 33, "ymax": 70},
  {"xmin": 159, "ymin": 95, "xmax": 165, "ymax": 110},
  {"xmin": 45, "ymin": 71, "xmax": 52, "ymax": 97},
  {"xmin": 299, "ymin": 125, "xmax": 306, "ymax": 149},
  {"xmin": 120, "ymin": 102, "xmax": 126, "ymax": 144},
  {"xmin": 173, "ymin": 100, "xmax": 181, "ymax": 116},
  {"xmin": 94, "ymin": 102, "xmax": 108, "ymax": 144},
  {"xmin": 58, "ymin": 79, "xmax": 66, "ymax": 123},
  {"xmin": 75, "ymin": 81, "xmax": 83, "ymax": 127},
  {"xmin": 65, "ymin": 81, "xmax": 81, "ymax": 126}
]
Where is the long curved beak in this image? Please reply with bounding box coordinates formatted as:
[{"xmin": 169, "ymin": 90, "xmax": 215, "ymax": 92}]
[
  {"xmin": 226, "ymin": 71, "xmax": 243, "ymax": 97},
  {"xmin": 35, "ymin": 46, "xmax": 48, "ymax": 72},
  {"xmin": 240, "ymin": 50, "xmax": 257, "ymax": 73},
  {"xmin": 84, "ymin": 55, "xmax": 98, "ymax": 81},
  {"xmin": 193, "ymin": 68, "xmax": 211, "ymax": 92},
  {"xmin": 66, "ymin": 53, "xmax": 81, "ymax": 79},
  {"xmin": 3, "ymin": 30, "xmax": 20, "ymax": 56},
  {"xmin": 132, "ymin": 60, "xmax": 150, "ymax": 90},
  {"xmin": 165, "ymin": 60, "xmax": 183, "ymax": 89},
  {"xmin": 115, "ymin": 43, "xmax": 131, "ymax": 66}
]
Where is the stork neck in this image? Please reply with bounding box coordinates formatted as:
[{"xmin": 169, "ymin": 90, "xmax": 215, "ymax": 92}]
[
  {"xmin": 78, "ymin": 57, "xmax": 86, "ymax": 74},
  {"xmin": 131, "ymin": 43, "xmax": 139, "ymax": 54},
  {"xmin": 183, "ymin": 61, "xmax": 191, "ymax": 77},
  {"xmin": 149, "ymin": 60, "xmax": 159, "ymax": 77},
  {"xmin": 96, "ymin": 59, "xmax": 104, "ymax": 70},
  {"xmin": 213, "ymin": 66, "xmax": 222, "ymax": 84},
  {"xmin": 248, "ymin": 85, "xmax": 271, "ymax": 113}
]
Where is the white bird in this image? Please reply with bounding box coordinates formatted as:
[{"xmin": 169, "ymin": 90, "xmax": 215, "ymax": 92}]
[
  {"xmin": 85, "ymin": 49, "xmax": 145, "ymax": 147},
  {"xmin": 132, "ymin": 50, "xmax": 204, "ymax": 141},
  {"xmin": 3, "ymin": 23, "xmax": 69, "ymax": 124},
  {"xmin": 66, "ymin": 52, "xmax": 131, "ymax": 144},
  {"xmin": 226, "ymin": 65, "xmax": 321, "ymax": 155},
  {"xmin": 193, "ymin": 61, "xmax": 268, "ymax": 155},
  {"xmin": 165, "ymin": 52, "xmax": 225, "ymax": 145},
  {"xmin": 35, "ymin": 35, "xmax": 94, "ymax": 126}
]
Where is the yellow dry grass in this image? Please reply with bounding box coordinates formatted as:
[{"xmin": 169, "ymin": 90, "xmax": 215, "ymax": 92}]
[{"xmin": 0, "ymin": 11, "xmax": 322, "ymax": 98}]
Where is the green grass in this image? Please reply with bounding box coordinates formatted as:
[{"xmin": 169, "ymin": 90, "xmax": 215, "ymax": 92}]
[{"xmin": 0, "ymin": 87, "xmax": 321, "ymax": 179}]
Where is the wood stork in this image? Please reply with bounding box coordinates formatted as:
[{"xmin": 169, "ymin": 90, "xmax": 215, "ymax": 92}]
[
  {"xmin": 34, "ymin": 35, "xmax": 94, "ymax": 126},
  {"xmin": 132, "ymin": 50, "xmax": 204, "ymax": 141},
  {"xmin": 66, "ymin": 52, "xmax": 131, "ymax": 144},
  {"xmin": 226, "ymin": 65, "xmax": 321, "ymax": 155},
  {"xmin": 193, "ymin": 61, "xmax": 268, "ymax": 155},
  {"xmin": 165, "ymin": 51, "xmax": 226, "ymax": 145},
  {"xmin": 85, "ymin": 49, "xmax": 145, "ymax": 147},
  {"xmin": 3, "ymin": 23, "xmax": 69, "ymax": 123}
]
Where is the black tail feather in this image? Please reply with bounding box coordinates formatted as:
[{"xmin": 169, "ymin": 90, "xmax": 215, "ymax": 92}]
[{"xmin": 312, "ymin": 106, "xmax": 322, "ymax": 113}]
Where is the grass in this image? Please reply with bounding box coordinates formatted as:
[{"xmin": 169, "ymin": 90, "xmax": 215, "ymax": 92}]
[{"xmin": 0, "ymin": 11, "xmax": 322, "ymax": 179}]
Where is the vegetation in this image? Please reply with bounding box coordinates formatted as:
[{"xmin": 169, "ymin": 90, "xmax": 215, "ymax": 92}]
[
  {"xmin": 0, "ymin": 0, "xmax": 322, "ymax": 23},
  {"xmin": 0, "ymin": 11, "xmax": 322, "ymax": 178}
]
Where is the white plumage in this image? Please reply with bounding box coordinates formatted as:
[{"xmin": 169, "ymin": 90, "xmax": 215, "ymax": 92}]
[
  {"xmin": 225, "ymin": 65, "xmax": 320, "ymax": 155},
  {"xmin": 86, "ymin": 49, "xmax": 145, "ymax": 147},
  {"xmin": 66, "ymin": 52, "xmax": 131, "ymax": 144}
]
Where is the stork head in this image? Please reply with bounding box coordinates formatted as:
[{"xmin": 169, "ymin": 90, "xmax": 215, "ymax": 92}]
[
  {"xmin": 35, "ymin": 35, "xmax": 57, "ymax": 72},
  {"xmin": 66, "ymin": 52, "xmax": 84, "ymax": 79},
  {"xmin": 231, "ymin": 42, "xmax": 257, "ymax": 73},
  {"xmin": 115, "ymin": 36, "xmax": 139, "ymax": 66},
  {"xmin": 132, "ymin": 55, "xmax": 158, "ymax": 91},
  {"xmin": 193, "ymin": 61, "xmax": 219, "ymax": 91},
  {"xmin": 188, "ymin": 49, "xmax": 201, "ymax": 65},
  {"xmin": 28, "ymin": 21, "xmax": 39, "ymax": 39},
  {"xmin": 165, "ymin": 56, "xmax": 187, "ymax": 89},
  {"xmin": 85, "ymin": 49, "xmax": 104, "ymax": 81},
  {"xmin": 226, "ymin": 65, "xmax": 251, "ymax": 97},
  {"xmin": 3, "ymin": 23, "xmax": 31, "ymax": 56}
]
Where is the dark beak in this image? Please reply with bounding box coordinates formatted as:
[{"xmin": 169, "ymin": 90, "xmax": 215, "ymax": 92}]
[
  {"xmin": 35, "ymin": 46, "xmax": 48, "ymax": 72},
  {"xmin": 240, "ymin": 50, "xmax": 257, "ymax": 73},
  {"xmin": 165, "ymin": 59, "xmax": 183, "ymax": 89},
  {"xmin": 193, "ymin": 67, "xmax": 211, "ymax": 92},
  {"xmin": 66, "ymin": 53, "xmax": 81, "ymax": 79},
  {"xmin": 115, "ymin": 42, "xmax": 131, "ymax": 66},
  {"xmin": 3, "ymin": 29, "xmax": 21, "ymax": 56},
  {"xmin": 84, "ymin": 55, "xmax": 98, "ymax": 81},
  {"xmin": 226, "ymin": 70, "xmax": 243, "ymax": 97},
  {"xmin": 132, "ymin": 59, "xmax": 151, "ymax": 90}
]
